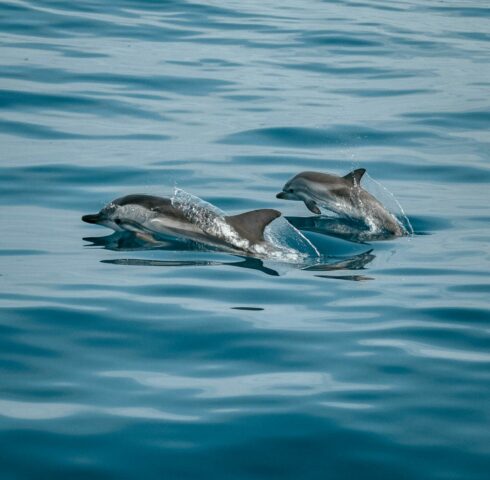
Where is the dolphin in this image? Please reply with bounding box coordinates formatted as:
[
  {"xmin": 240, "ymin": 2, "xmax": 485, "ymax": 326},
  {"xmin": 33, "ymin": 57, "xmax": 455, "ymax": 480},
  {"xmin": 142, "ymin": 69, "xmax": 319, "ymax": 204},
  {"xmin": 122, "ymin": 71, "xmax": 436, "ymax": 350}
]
[
  {"xmin": 82, "ymin": 194, "xmax": 282, "ymax": 255},
  {"xmin": 276, "ymin": 169, "xmax": 405, "ymax": 236}
]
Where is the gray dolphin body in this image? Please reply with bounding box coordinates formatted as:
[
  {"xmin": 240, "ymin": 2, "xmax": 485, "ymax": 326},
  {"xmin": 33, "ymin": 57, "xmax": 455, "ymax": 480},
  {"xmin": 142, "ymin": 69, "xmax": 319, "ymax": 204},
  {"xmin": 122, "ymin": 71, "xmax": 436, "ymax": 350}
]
[
  {"xmin": 82, "ymin": 194, "xmax": 281, "ymax": 254},
  {"xmin": 276, "ymin": 169, "xmax": 405, "ymax": 236}
]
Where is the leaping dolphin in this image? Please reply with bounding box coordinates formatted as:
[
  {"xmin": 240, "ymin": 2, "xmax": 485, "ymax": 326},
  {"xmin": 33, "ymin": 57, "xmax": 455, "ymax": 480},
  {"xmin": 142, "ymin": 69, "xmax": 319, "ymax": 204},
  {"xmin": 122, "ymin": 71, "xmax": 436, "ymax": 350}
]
[
  {"xmin": 82, "ymin": 194, "xmax": 282, "ymax": 255},
  {"xmin": 276, "ymin": 169, "xmax": 405, "ymax": 237}
]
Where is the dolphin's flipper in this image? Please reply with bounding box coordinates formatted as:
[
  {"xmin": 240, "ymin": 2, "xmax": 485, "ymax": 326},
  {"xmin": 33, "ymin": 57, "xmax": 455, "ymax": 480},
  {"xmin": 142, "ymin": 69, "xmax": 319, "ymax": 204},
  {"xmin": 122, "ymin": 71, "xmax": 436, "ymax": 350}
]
[
  {"xmin": 343, "ymin": 168, "xmax": 366, "ymax": 186},
  {"xmin": 304, "ymin": 200, "xmax": 321, "ymax": 215},
  {"xmin": 225, "ymin": 209, "xmax": 281, "ymax": 244},
  {"xmin": 135, "ymin": 232, "xmax": 161, "ymax": 244}
]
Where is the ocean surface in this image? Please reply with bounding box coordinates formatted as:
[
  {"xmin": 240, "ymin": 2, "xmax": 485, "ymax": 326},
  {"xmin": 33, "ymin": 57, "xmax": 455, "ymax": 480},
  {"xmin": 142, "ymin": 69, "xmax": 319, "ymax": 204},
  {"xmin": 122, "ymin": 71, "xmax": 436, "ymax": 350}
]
[{"xmin": 1, "ymin": 1, "xmax": 489, "ymax": 478}]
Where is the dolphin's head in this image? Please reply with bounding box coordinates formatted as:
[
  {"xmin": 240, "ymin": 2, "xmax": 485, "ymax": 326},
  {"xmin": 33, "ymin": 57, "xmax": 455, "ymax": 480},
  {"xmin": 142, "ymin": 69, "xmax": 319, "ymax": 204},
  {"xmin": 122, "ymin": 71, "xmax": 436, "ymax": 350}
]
[
  {"xmin": 277, "ymin": 171, "xmax": 364, "ymax": 203},
  {"xmin": 276, "ymin": 176, "xmax": 305, "ymax": 201},
  {"xmin": 82, "ymin": 194, "xmax": 175, "ymax": 233},
  {"xmin": 276, "ymin": 171, "xmax": 354, "ymax": 215},
  {"xmin": 82, "ymin": 202, "xmax": 124, "ymax": 231}
]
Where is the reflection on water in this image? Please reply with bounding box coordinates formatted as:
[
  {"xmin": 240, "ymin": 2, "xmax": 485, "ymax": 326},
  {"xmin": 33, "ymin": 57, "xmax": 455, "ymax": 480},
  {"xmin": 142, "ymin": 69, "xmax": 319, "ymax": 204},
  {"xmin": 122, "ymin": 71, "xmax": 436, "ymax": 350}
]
[
  {"xmin": 0, "ymin": 399, "xmax": 197, "ymax": 422},
  {"xmin": 87, "ymin": 231, "xmax": 376, "ymax": 278},
  {"xmin": 84, "ymin": 232, "xmax": 206, "ymax": 252},
  {"xmin": 303, "ymin": 250, "xmax": 375, "ymax": 271},
  {"xmin": 287, "ymin": 215, "xmax": 403, "ymax": 242},
  {"xmin": 99, "ymin": 369, "xmax": 387, "ymax": 399}
]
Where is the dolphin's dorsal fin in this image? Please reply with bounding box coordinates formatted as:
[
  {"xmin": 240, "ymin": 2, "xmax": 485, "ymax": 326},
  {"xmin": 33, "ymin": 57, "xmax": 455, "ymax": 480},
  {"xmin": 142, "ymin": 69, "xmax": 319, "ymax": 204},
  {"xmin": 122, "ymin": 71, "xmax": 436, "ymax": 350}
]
[
  {"xmin": 343, "ymin": 168, "xmax": 366, "ymax": 186},
  {"xmin": 225, "ymin": 209, "xmax": 281, "ymax": 244}
]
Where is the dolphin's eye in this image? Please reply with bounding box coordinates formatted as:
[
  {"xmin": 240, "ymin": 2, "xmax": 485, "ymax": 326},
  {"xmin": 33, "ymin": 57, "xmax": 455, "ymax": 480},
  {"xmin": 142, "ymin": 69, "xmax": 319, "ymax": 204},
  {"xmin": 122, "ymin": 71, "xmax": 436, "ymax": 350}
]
[
  {"xmin": 288, "ymin": 188, "xmax": 294, "ymax": 193},
  {"xmin": 115, "ymin": 219, "xmax": 122, "ymax": 225}
]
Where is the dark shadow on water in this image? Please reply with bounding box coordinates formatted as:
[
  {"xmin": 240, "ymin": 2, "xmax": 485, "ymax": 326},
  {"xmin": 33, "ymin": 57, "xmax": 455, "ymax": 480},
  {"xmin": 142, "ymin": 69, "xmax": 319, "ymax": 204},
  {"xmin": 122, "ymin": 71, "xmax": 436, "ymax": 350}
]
[{"xmin": 84, "ymin": 232, "xmax": 376, "ymax": 279}]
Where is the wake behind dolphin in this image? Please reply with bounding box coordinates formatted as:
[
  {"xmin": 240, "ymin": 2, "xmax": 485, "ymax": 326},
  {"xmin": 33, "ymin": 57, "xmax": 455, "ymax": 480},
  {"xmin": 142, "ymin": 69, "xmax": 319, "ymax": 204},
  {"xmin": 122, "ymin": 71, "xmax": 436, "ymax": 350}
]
[{"xmin": 82, "ymin": 188, "xmax": 318, "ymax": 262}]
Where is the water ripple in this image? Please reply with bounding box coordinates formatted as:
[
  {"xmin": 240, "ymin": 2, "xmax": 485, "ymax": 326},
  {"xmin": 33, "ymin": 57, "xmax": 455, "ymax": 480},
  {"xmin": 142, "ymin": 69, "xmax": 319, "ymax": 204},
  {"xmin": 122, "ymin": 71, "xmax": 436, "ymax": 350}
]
[
  {"xmin": 100, "ymin": 370, "xmax": 387, "ymax": 398},
  {"xmin": 1, "ymin": 0, "xmax": 489, "ymax": 478},
  {"xmin": 220, "ymin": 125, "xmax": 437, "ymax": 148},
  {"xmin": 0, "ymin": 399, "xmax": 197, "ymax": 422},
  {"xmin": 360, "ymin": 339, "xmax": 490, "ymax": 363}
]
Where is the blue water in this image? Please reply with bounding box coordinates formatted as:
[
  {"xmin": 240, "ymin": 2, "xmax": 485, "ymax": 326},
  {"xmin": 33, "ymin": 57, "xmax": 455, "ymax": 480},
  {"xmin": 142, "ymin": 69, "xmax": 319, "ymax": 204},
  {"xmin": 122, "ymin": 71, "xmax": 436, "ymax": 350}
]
[{"xmin": 1, "ymin": 1, "xmax": 489, "ymax": 478}]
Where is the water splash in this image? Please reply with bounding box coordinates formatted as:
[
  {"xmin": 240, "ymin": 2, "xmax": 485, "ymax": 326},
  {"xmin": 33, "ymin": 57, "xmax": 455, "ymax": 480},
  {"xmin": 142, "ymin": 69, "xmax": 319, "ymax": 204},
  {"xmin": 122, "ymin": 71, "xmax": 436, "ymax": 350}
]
[
  {"xmin": 171, "ymin": 188, "xmax": 247, "ymax": 250},
  {"xmin": 171, "ymin": 188, "xmax": 318, "ymax": 262},
  {"xmin": 264, "ymin": 216, "xmax": 320, "ymax": 259},
  {"xmin": 362, "ymin": 174, "xmax": 414, "ymax": 235}
]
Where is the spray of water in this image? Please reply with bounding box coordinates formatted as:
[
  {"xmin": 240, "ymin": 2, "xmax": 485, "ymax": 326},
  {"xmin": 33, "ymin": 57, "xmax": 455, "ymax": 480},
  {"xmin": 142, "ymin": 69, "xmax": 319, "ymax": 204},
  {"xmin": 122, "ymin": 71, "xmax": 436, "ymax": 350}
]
[
  {"xmin": 171, "ymin": 188, "xmax": 319, "ymax": 262},
  {"xmin": 264, "ymin": 216, "xmax": 320, "ymax": 259},
  {"xmin": 362, "ymin": 174, "xmax": 414, "ymax": 235}
]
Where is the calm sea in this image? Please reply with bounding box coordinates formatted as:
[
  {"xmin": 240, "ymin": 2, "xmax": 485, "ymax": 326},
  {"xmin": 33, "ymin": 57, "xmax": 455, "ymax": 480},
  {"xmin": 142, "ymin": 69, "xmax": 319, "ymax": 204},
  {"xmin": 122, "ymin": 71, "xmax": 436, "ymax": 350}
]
[{"xmin": 1, "ymin": 1, "xmax": 489, "ymax": 479}]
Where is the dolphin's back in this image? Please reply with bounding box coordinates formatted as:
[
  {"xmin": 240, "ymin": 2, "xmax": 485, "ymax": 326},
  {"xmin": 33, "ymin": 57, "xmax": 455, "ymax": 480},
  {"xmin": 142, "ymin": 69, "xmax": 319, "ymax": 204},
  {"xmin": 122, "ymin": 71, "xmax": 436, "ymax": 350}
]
[
  {"xmin": 225, "ymin": 209, "xmax": 281, "ymax": 244},
  {"xmin": 114, "ymin": 196, "xmax": 282, "ymax": 246},
  {"xmin": 295, "ymin": 171, "xmax": 340, "ymax": 185},
  {"xmin": 296, "ymin": 169, "xmax": 365, "ymax": 186},
  {"xmin": 114, "ymin": 194, "xmax": 186, "ymax": 220}
]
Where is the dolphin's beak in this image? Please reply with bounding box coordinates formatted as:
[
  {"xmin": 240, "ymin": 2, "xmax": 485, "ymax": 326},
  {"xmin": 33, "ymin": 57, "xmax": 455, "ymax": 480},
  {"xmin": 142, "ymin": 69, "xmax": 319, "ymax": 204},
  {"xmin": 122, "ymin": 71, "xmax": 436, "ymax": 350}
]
[
  {"xmin": 82, "ymin": 213, "xmax": 102, "ymax": 224},
  {"xmin": 276, "ymin": 191, "xmax": 297, "ymax": 200}
]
